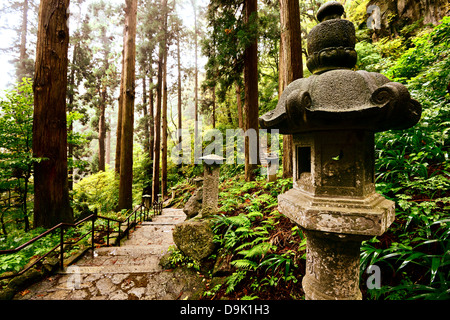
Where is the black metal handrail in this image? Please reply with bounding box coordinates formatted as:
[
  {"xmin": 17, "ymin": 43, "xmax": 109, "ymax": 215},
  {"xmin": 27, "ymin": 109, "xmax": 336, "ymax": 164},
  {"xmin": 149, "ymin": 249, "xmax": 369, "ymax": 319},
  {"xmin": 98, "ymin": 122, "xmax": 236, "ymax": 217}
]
[
  {"xmin": 0, "ymin": 199, "xmax": 161, "ymax": 281},
  {"xmin": 0, "ymin": 213, "xmax": 97, "ymax": 280}
]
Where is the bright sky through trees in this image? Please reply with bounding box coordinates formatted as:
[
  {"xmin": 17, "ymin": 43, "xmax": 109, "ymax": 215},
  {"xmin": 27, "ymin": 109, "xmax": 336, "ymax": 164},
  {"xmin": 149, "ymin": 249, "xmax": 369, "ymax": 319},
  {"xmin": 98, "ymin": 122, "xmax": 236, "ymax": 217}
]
[{"xmin": 0, "ymin": 0, "xmax": 207, "ymax": 95}]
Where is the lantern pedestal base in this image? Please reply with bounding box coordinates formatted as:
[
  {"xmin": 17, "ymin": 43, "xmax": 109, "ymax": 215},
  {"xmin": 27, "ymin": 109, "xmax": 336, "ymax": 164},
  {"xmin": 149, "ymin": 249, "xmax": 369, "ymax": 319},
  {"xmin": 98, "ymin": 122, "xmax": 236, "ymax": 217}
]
[
  {"xmin": 278, "ymin": 188, "xmax": 394, "ymax": 300},
  {"xmin": 278, "ymin": 189, "xmax": 395, "ymax": 237},
  {"xmin": 301, "ymin": 230, "xmax": 365, "ymax": 300}
]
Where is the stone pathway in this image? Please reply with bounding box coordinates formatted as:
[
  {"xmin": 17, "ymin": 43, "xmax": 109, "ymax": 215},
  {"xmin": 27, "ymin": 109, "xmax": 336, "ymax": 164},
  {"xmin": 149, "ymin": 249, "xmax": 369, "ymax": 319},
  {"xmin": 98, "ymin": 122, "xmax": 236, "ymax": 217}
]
[{"xmin": 14, "ymin": 208, "xmax": 206, "ymax": 300}]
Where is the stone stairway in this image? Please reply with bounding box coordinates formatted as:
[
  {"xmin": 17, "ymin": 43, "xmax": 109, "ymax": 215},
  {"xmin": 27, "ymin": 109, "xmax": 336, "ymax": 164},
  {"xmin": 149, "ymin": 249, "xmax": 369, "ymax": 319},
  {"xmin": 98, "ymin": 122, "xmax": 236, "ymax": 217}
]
[{"xmin": 14, "ymin": 208, "xmax": 206, "ymax": 300}]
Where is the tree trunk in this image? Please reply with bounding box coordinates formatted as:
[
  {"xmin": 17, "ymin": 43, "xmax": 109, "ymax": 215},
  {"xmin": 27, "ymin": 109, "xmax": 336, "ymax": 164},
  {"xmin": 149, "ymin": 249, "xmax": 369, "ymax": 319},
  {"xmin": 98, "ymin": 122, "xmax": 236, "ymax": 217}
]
[
  {"xmin": 98, "ymin": 28, "xmax": 110, "ymax": 172},
  {"xmin": 98, "ymin": 86, "xmax": 106, "ymax": 172},
  {"xmin": 142, "ymin": 74, "xmax": 150, "ymax": 155},
  {"xmin": 279, "ymin": 0, "xmax": 303, "ymax": 179},
  {"xmin": 212, "ymin": 87, "xmax": 216, "ymax": 128},
  {"xmin": 177, "ymin": 30, "xmax": 182, "ymax": 150},
  {"xmin": 33, "ymin": 0, "xmax": 72, "ymax": 228},
  {"xmin": 236, "ymin": 83, "xmax": 244, "ymax": 129},
  {"xmin": 192, "ymin": 0, "xmax": 200, "ymax": 163},
  {"xmin": 68, "ymin": 43, "xmax": 77, "ymax": 192},
  {"xmin": 17, "ymin": 0, "xmax": 29, "ymax": 81},
  {"xmin": 106, "ymin": 115, "xmax": 111, "ymax": 166},
  {"xmin": 149, "ymin": 75, "xmax": 154, "ymax": 163},
  {"xmin": 161, "ymin": 34, "xmax": 168, "ymax": 199},
  {"xmin": 152, "ymin": 0, "xmax": 167, "ymax": 202},
  {"xmin": 115, "ymin": 24, "xmax": 126, "ymax": 175},
  {"xmin": 244, "ymin": 0, "xmax": 259, "ymax": 181},
  {"xmin": 118, "ymin": 0, "xmax": 137, "ymax": 210}
]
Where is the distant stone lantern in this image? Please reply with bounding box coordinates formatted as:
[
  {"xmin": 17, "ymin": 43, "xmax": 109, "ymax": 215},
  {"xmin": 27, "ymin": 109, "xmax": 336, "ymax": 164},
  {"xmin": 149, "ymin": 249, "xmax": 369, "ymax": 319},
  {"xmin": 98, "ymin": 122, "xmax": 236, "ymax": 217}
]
[
  {"xmin": 259, "ymin": 1, "xmax": 421, "ymax": 300},
  {"xmin": 199, "ymin": 154, "xmax": 225, "ymax": 218},
  {"xmin": 264, "ymin": 153, "xmax": 279, "ymax": 182}
]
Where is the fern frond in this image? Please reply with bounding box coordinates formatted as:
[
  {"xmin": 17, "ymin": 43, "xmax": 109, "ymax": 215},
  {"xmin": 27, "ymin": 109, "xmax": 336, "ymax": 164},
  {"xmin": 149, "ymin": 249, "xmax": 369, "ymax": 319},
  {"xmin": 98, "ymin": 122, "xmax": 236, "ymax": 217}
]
[
  {"xmin": 226, "ymin": 270, "xmax": 247, "ymax": 294},
  {"xmin": 231, "ymin": 259, "xmax": 258, "ymax": 270},
  {"xmin": 228, "ymin": 215, "xmax": 251, "ymax": 227},
  {"xmin": 239, "ymin": 242, "xmax": 275, "ymax": 259}
]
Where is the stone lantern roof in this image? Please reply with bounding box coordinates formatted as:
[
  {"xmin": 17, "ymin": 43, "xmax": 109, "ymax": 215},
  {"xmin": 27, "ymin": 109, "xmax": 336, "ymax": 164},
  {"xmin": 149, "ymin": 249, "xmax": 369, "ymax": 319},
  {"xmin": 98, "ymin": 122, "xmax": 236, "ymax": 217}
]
[{"xmin": 259, "ymin": 1, "xmax": 422, "ymax": 134}]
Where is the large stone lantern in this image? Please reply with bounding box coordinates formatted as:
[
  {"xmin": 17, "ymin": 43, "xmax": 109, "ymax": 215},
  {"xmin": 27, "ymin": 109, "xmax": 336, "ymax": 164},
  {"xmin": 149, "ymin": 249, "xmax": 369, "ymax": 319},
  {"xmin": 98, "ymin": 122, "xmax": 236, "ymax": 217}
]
[{"xmin": 259, "ymin": 1, "xmax": 421, "ymax": 300}]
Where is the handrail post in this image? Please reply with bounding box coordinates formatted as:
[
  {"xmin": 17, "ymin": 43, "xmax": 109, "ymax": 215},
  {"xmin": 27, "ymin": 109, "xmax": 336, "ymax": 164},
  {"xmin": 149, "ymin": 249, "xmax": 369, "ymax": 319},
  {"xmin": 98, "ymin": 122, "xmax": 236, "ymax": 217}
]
[
  {"xmin": 118, "ymin": 221, "xmax": 121, "ymax": 247},
  {"xmin": 107, "ymin": 219, "xmax": 110, "ymax": 246},
  {"xmin": 92, "ymin": 209, "xmax": 97, "ymax": 254},
  {"xmin": 60, "ymin": 226, "xmax": 64, "ymax": 270}
]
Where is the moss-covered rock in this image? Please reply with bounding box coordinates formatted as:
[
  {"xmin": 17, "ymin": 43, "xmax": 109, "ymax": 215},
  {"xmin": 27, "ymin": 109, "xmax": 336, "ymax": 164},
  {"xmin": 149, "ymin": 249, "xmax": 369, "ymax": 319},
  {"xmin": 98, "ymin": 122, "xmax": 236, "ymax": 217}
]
[{"xmin": 172, "ymin": 220, "xmax": 215, "ymax": 261}]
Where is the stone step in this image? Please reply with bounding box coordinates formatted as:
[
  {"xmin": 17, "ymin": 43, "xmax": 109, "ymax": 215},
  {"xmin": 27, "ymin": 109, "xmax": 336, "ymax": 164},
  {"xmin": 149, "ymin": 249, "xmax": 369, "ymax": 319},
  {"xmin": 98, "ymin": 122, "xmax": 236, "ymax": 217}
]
[
  {"xmin": 142, "ymin": 221, "xmax": 179, "ymax": 226},
  {"xmin": 93, "ymin": 246, "xmax": 170, "ymax": 257},
  {"xmin": 59, "ymin": 264, "xmax": 162, "ymax": 274}
]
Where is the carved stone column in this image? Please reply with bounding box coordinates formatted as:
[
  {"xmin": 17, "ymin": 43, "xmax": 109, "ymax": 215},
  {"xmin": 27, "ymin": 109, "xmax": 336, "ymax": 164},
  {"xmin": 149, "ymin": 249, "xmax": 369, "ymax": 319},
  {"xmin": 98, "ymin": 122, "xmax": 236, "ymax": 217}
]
[{"xmin": 199, "ymin": 154, "xmax": 225, "ymax": 218}]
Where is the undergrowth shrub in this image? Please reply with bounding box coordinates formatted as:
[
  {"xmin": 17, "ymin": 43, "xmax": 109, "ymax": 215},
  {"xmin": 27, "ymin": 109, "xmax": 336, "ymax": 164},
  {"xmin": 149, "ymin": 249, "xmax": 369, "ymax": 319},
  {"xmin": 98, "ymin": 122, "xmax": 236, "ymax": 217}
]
[
  {"xmin": 208, "ymin": 176, "xmax": 304, "ymax": 300},
  {"xmin": 361, "ymin": 17, "xmax": 450, "ymax": 300}
]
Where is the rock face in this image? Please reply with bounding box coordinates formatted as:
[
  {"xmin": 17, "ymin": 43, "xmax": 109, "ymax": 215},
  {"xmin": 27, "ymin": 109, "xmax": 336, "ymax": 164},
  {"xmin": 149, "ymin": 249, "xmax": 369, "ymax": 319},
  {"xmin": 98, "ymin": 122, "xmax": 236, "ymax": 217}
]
[
  {"xmin": 172, "ymin": 220, "xmax": 215, "ymax": 261},
  {"xmin": 368, "ymin": 0, "xmax": 449, "ymax": 38}
]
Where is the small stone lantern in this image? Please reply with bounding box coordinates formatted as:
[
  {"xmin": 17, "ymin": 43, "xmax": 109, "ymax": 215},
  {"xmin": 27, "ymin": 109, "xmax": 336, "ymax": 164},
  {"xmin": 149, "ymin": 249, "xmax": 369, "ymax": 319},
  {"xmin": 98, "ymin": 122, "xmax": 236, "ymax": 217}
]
[
  {"xmin": 263, "ymin": 153, "xmax": 279, "ymax": 182},
  {"xmin": 259, "ymin": 1, "xmax": 421, "ymax": 300},
  {"xmin": 199, "ymin": 154, "xmax": 225, "ymax": 218}
]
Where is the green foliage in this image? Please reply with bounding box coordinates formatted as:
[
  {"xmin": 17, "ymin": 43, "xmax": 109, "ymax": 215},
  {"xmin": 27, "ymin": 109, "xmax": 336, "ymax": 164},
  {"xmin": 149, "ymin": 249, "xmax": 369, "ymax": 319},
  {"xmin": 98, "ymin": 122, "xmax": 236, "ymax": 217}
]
[
  {"xmin": 386, "ymin": 16, "xmax": 450, "ymax": 100},
  {"xmin": 355, "ymin": 41, "xmax": 383, "ymax": 72},
  {"xmin": 164, "ymin": 245, "xmax": 201, "ymax": 271},
  {"xmin": 361, "ymin": 18, "xmax": 450, "ymax": 300},
  {"xmin": 210, "ymin": 177, "xmax": 305, "ymax": 298},
  {"xmin": 72, "ymin": 169, "xmax": 119, "ymax": 215},
  {"xmin": 0, "ymin": 226, "xmax": 82, "ymax": 275},
  {"xmin": 0, "ymin": 78, "xmax": 36, "ymax": 233}
]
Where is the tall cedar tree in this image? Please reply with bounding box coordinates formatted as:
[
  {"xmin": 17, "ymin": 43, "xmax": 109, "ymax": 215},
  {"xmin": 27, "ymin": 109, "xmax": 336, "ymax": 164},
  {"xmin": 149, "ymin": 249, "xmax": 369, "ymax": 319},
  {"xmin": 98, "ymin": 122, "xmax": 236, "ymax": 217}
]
[
  {"xmin": 98, "ymin": 25, "xmax": 111, "ymax": 172},
  {"xmin": 161, "ymin": 33, "xmax": 168, "ymax": 199},
  {"xmin": 244, "ymin": 0, "xmax": 259, "ymax": 181},
  {"xmin": 177, "ymin": 23, "xmax": 182, "ymax": 155},
  {"xmin": 152, "ymin": 0, "xmax": 168, "ymax": 201},
  {"xmin": 0, "ymin": 0, "xmax": 37, "ymax": 81},
  {"xmin": 118, "ymin": 0, "xmax": 137, "ymax": 210},
  {"xmin": 115, "ymin": 24, "xmax": 125, "ymax": 175},
  {"xmin": 279, "ymin": 0, "xmax": 303, "ymax": 178},
  {"xmin": 191, "ymin": 0, "xmax": 200, "ymax": 163},
  {"xmin": 33, "ymin": 0, "xmax": 72, "ymax": 228},
  {"xmin": 17, "ymin": 0, "xmax": 31, "ymax": 81}
]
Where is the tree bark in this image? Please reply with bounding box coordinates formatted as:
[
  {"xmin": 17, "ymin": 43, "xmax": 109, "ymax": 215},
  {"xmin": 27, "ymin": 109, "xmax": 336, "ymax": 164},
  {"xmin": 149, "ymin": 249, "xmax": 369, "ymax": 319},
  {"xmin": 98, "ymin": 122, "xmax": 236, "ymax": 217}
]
[
  {"xmin": 212, "ymin": 87, "xmax": 216, "ymax": 128},
  {"xmin": 118, "ymin": 0, "xmax": 137, "ymax": 210},
  {"xmin": 17, "ymin": 0, "xmax": 29, "ymax": 81},
  {"xmin": 33, "ymin": 0, "xmax": 72, "ymax": 228},
  {"xmin": 236, "ymin": 83, "xmax": 244, "ymax": 129},
  {"xmin": 149, "ymin": 75, "xmax": 154, "ymax": 163},
  {"xmin": 98, "ymin": 28, "xmax": 110, "ymax": 172},
  {"xmin": 98, "ymin": 86, "xmax": 106, "ymax": 172},
  {"xmin": 106, "ymin": 115, "xmax": 111, "ymax": 165},
  {"xmin": 142, "ymin": 74, "xmax": 150, "ymax": 155},
  {"xmin": 191, "ymin": 0, "xmax": 200, "ymax": 163},
  {"xmin": 152, "ymin": 0, "xmax": 167, "ymax": 202},
  {"xmin": 115, "ymin": 24, "xmax": 126, "ymax": 175},
  {"xmin": 177, "ymin": 30, "xmax": 182, "ymax": 150},
  {"xmin": 244, "ymin": 0, "xmax": 259, "ymax": 181},
  {"xmin": 279, "ymin": 0, "xmax": 303, "ymax": 179},
  {"xmin": 67, "ymin": 43, "xmax": 77, "ymax": 192},
  {"xmin": 161, "ymin": 33, "xmax": 168, "ymax": 199}
]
